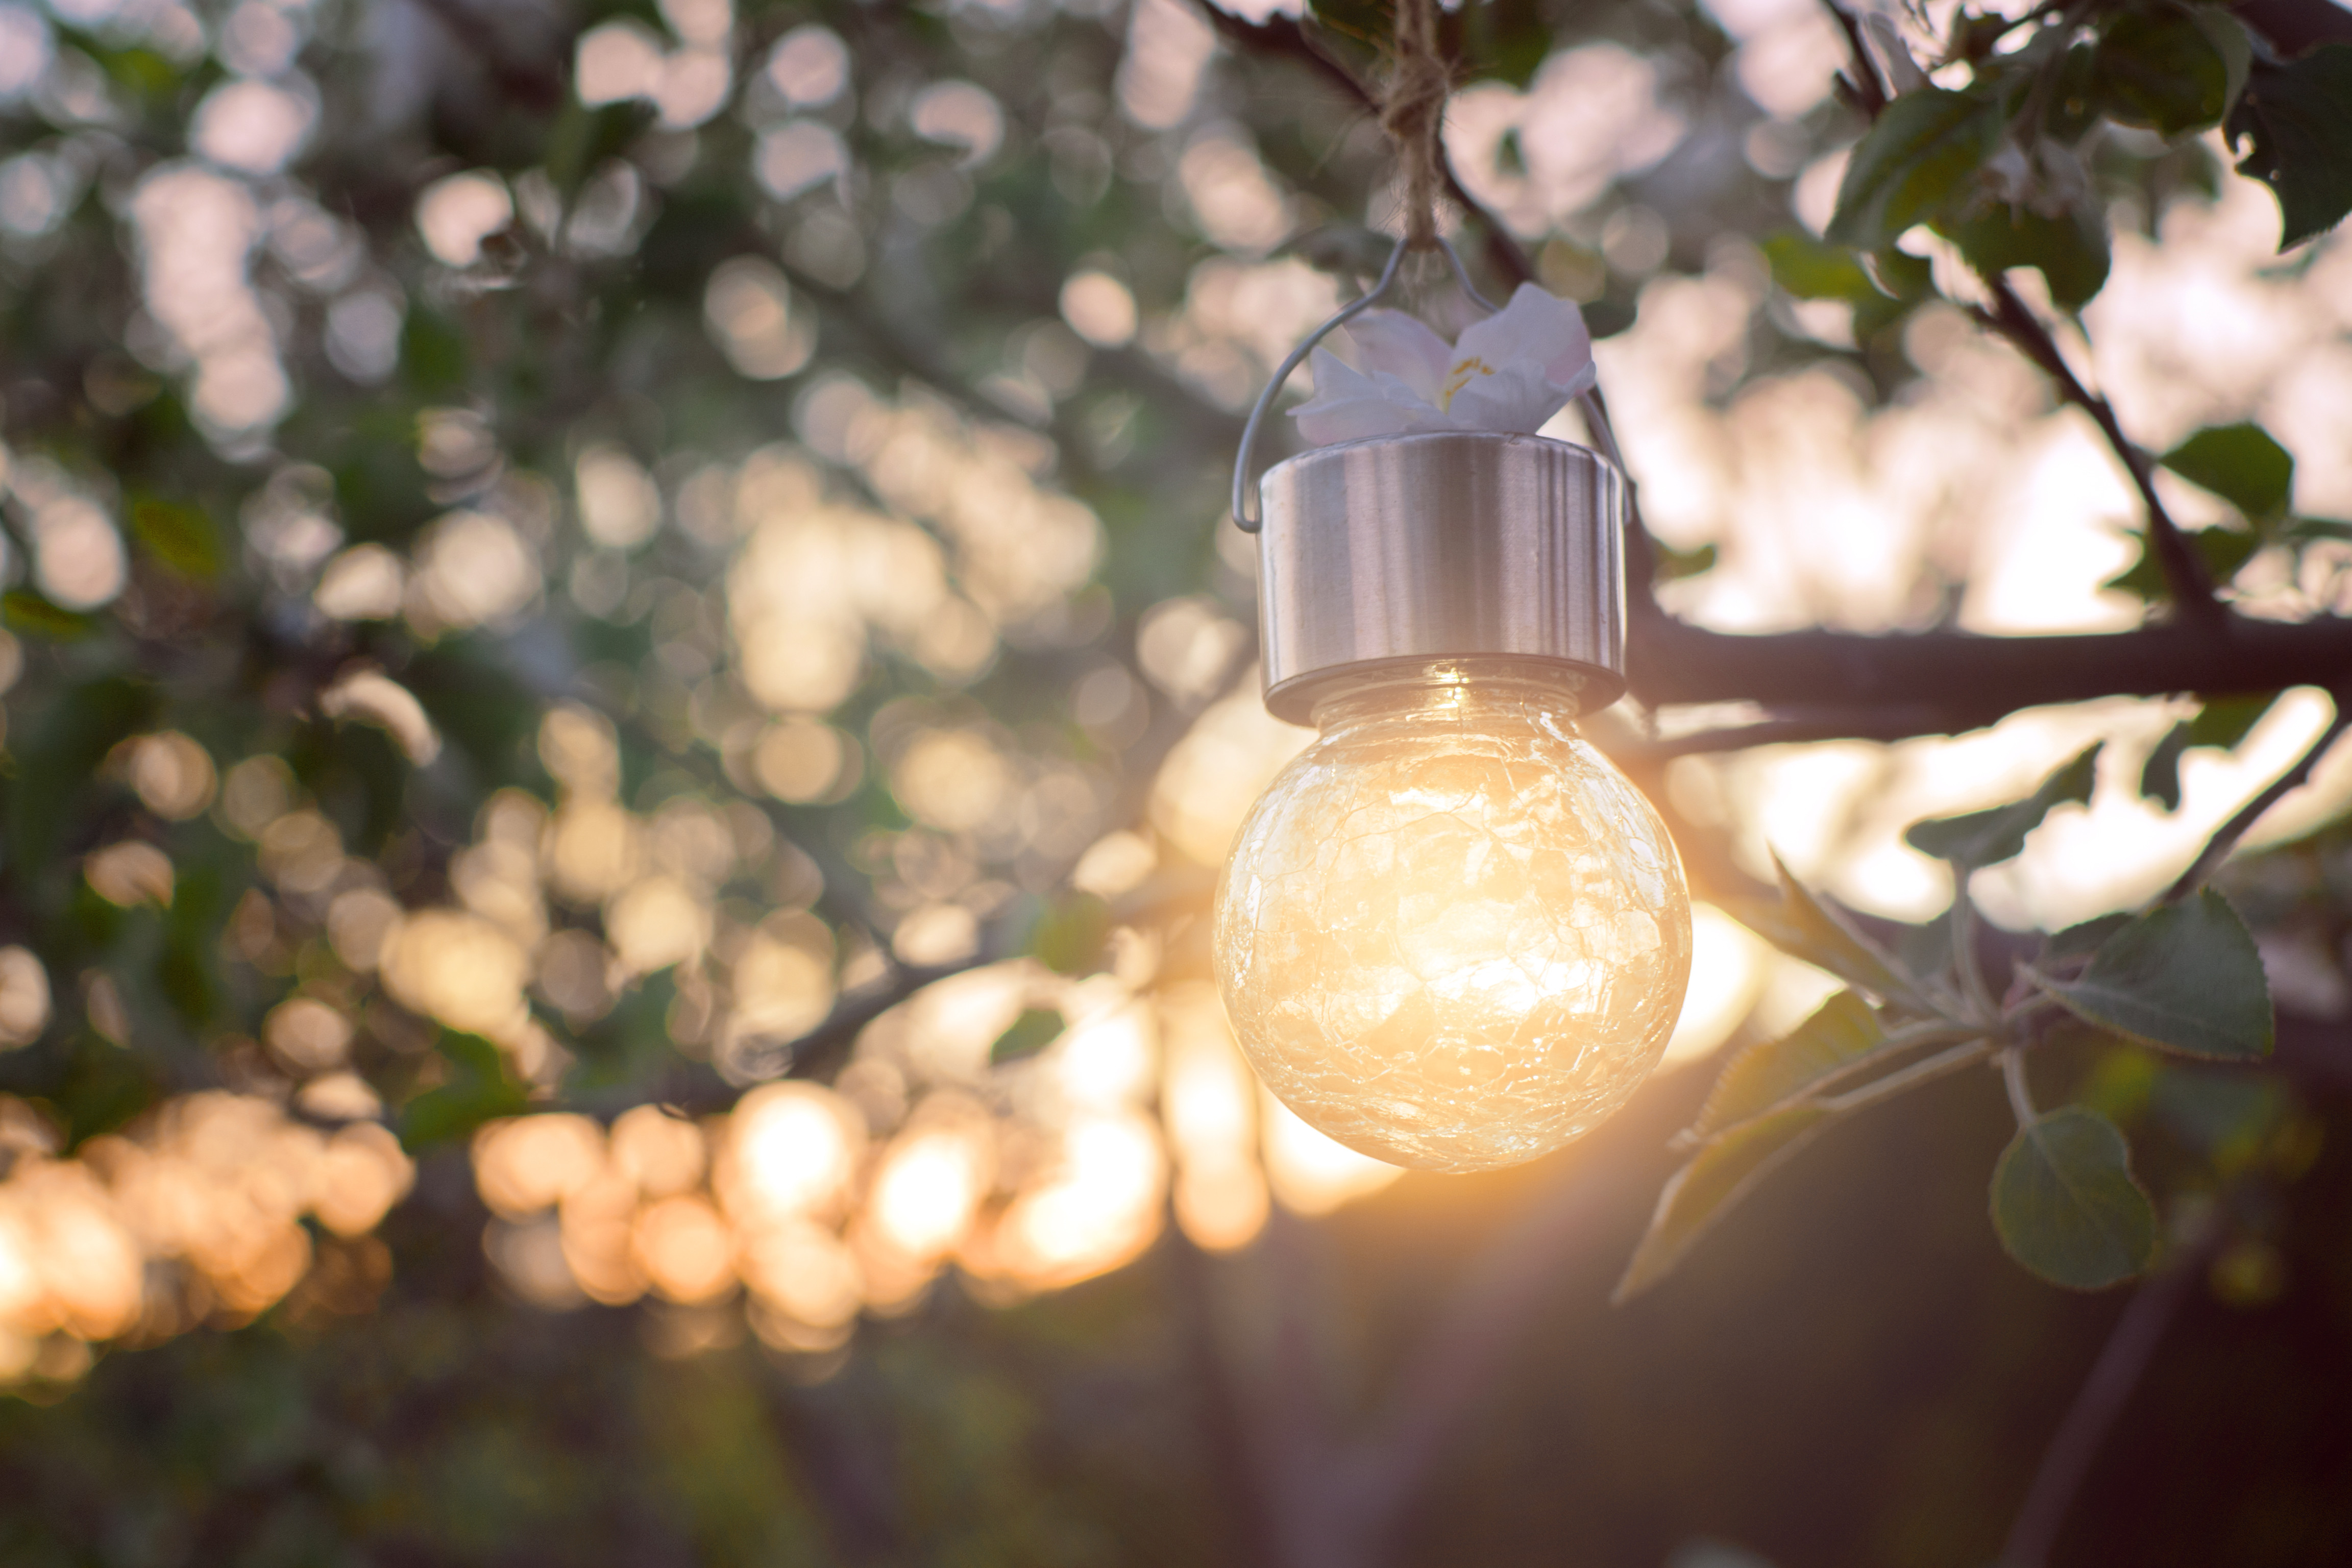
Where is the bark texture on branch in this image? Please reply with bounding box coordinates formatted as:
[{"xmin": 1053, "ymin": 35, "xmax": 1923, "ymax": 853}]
[{"xmin": 1629, "ymin": 610, "xmax": 2352, "ymax": 731}]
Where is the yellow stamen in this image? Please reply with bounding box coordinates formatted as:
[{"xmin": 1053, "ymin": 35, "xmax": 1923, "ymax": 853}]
[{"xmin": 1438, "ymin": 356, "xmax": 1495, "ymax": 410}]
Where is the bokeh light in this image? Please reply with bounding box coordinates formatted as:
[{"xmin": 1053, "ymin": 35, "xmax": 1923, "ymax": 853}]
[{"xmin": 1, "ymin": 0, "xmax": 2345, "ymax": 1466}]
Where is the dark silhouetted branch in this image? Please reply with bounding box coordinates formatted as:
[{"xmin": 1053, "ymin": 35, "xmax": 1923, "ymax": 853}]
[
  {"xmin": 1190, "ymin": 2, "xmax": 1535, "ymax": 288},
  {"xmin": 1816, "ymin": 0, "xmax": 1890, "ymax": 116},
  {"xmin": 1627, "ymin": 610, "xmax": 2352, "ymax": 726},
  {"xmin": 1344, "ymin": 1162, "xmax": 1634, "ymax": 1524},
  {"xmin": 761, "ymin": 1364, "xmax": 908, "ymax": 1565},
  {"xmin": 1608, "ymin": 703, "xmax": 1959, "ymax": 760},
  {"xmin": 2167, "ymin": 694, "xmax": 2352, "ymax": 899},
  {"xmin": 2235, "ymin": 0, "xmax": 2352, "ymax": 56},
  {"xmin": 407, "ymin": 0, "xmax": 569, "ymax": 111},
  {"xmin": 1810, "ymin": 0, "xmax": 2222, "ymax": 623},
  {"xmin": 1998, "ymin": 1220, "xmax": 2223, "ymax": 1568},
  {"xmin": 1969, "ymin": 277, "xmax": 2223, "ymax": 624}
]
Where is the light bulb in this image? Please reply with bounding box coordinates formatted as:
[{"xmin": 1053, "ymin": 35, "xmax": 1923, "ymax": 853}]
[{"xmin": 1214, "ymin": 658, "xmax": 1693, "ymax": 1173}]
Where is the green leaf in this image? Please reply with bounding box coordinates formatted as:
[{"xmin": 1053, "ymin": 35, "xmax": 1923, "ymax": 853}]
[
  {"xmin": 2160, "ymin": 423, "xmax": 2294, "ymax": 519},
  {"xmin": 1614, "ymin": 1106, "xmax": 1831, "ymax": 1302},
  {"xmin": 2227, "ymin": 44, "xmax": 2352, "ymax": 250},
  {"xmin": 1653, "ymin": 542, "xmax": 1717, "ymax": 582},
  {"xmin": 2036, "ymin": 889, "xmax": 2273, "ymax": 1060},
  {"xmin": 1952, "ymin": 9, "xmax": 2023, "ymax": 66},
  {"xmin": 2286, "ymin": 517, "xmax": 2352, "ymax": 545},
  {"xmin": 2102, "ymin": 523, "xmax": 2262, "ymax": 602},
  {"xmin": 2141, "ymin": 692, "xmax": 2278, "ymax": 808},
  {"xmin": 53, "ymin": 1037, "xmax": 163, "ymax": 1145},
  {"xmin": 2186, "ymin": 692, "xmax": 2278, "ymax": 750},
  {"xmin": 2094, "ymin": 3, "xmax": 2247, "ymax": 137},
  {"xmin": 2194, "ymin": 6, "xmax": 2253, "ymax": 122},
  {"xmin": 1029, "ymin": 892, "xmax": 1111, "ymax": 975},
  {"xmin": 1680, "ymin": 991, "xmax": 1884, "ymax": 1147},
  {"xmin": 989, "ymin": 1007, "xmax": 1065, "ymax": 1065},
  {"xmin": 1948, "ymin": 201, "xmax": 2111, "ymax": 309},
  {"xmin": 2044, "ymin": 42, "xmax": 2106, "ymax": 141},
  {"xmin": 91, "ymin": 43, "xmax": 183, "ymax": 104},
  {"xmin": 1904, "ymin": 743, "xmax": 2101, "ymax": 867},
  {"xmin": 128, "ymin": 497, "xmax": 223, "ymax": 580},
  {"xmin": 399, "ymin": 1032, "xmax": 530, "ymax": 1152},
  {"xmin": 1827, "ymin": 89, "xmax": 2002, "ymax": 250},
  {"xmin": 1461, "ymin": 0, "xmax": 1552, "ymax": 88},
  {"xmin": 1732, "ymin": 855, "xmax": 1926, "ymax": 1008},
  {"xmin": 2042, "ymin": 913, "xmax": 2133, "ymax": 963},
  {"xmin": 2140, "ymin": 722, "xmax": 2191, "ymax": 810},
  {"xmin": 1990, "ymin": 1106, "xmax": 2157, "ymax": 1288},
  {"xmin": 1762, "ymin": 230, "xmax": 1877, "ymax": 302},
  {"xmin": 7, "ymin": 675, "xmax": 151, "ymax": 888},
  {"xmin": 1761, "ymin": 230, "xmax": 1928, "ymax": 337},
  {"xmin": 1493, "ymin": 126, "xmax": 1528, "ymax": 178},
  {"xmin": 1864, "ymin": 247, "xmax": 1935, "ymax": 301},
  {"xmin": 401, "ymin": 309, "xmax": 467, "ymax": 395},
  {"xmin": 3, "ymin": 590, "xmax": 98, "ymax": 640}
]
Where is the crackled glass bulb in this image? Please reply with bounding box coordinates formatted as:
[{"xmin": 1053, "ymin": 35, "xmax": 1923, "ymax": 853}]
[{"xmin": 1214, "ymin": 659, "xmax": 1693, "ymax": 1173}]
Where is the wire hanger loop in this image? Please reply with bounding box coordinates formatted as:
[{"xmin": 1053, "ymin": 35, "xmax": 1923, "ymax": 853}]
[{"xmin": 1229, "ymin": 234, "xmax": 1499, "ymax": 534}]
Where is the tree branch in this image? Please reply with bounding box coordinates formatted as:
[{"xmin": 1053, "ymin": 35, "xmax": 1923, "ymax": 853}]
[
  {"xmin": 1626, "ymin": 610, "xmax": 2352, "ymax": 727},
  {"xmin": 2166, "ymin": 693, "xmax": 2352, "ymax": 899},
  {"xmin": 405, "ymin": 0, "xmax": 569, "ymax": 111},
  {"xmin": 1189, "ymin": 2, "xmax": 1533, "ymax": 287},
  {"xmin": 1606, "ymin": 703, "xmax": 1961, "ymax": 760},
  {"xmin": 761, "ymin": 1363, "xmax": 906, "ymax": 1565},
  {"xmin": 1816, "ymin": 0, "xmax": 1890, "ymax": 117},
  {"xmin": 2234, "ymin": 0, "xmax": 2352, "ymax": 57},
  {"xmin": 1998, "ymin": 1219, "xmax": 2223, "ymax": 1568},
  {"xmin": 1810, "ymin": 0, "xmax": 2222, "ymax": 624},
  {"xmin": 1969, "ymin": 276, "xmax": 2224, "ymax": 624},
  {"xmin": 1163, "ymin": 1231, "xmax": 1287, "ymax": 1568},
  {"xmin": 1341, "ymin": 1161, "xmax": 1633, "ymax": 1523}
]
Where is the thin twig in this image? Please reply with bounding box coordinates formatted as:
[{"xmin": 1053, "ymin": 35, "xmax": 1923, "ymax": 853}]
[
  {"xmin": 1816, "ymin": 1037, "xmax": 1993, "ymax": 1114},
  {"xmin": 2166, "ymin": 698, "xmax": 2352, "ymax": 900},
  {"xmin": 761, "ymin": 1365, "xmax": 906, "ymax": 1565},
  {"xmin": 1969, "ymin": 279, "xmax": 2223, "ymax": 623},
  {"xmin": 1670, "ymin": 1021, "xmax": 1988, "ymax": 1150},
  {"xmin": 2000, "ymin": 1047, "xmax": 2038, "ymax": 1125},
  {"xmin": 1816, "ymin": 0, "xmax": 1891, "ymax": 116},
  {"xmin": 1952, "ymin": 880, "xmax": 2001, "ymax": 1025},
  {"xmin": 1337, "ymin": 1161, "xmax": 1635, "ymax": 1554},
  {"xmin": 407, "ymin": 0, "xmax": 569, "ymax": 110},
  {"xmin": 1163, "ymin": 1232, "xmax": 1286, "ymax": 1568},
  {"xmin": 1998, "ymin": 1219, "xmax": 2224, "ymax": 1568},
  {"xmin": 1810, "ymin": 0, "xmax": 2221, "ymax": 624},
  {"xmin": 1610, "ymin": 704, "xmax": 1964, "ymax": 758},
  {"xmin": 1790, "ymin": 1020, "xmax": 1987, "ymax": 1099}
]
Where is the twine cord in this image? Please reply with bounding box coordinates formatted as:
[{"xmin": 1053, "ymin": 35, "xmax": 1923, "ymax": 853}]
[{"xmin": 1380, "ymin": 0, "xmax": 1449, "ymax": 250}]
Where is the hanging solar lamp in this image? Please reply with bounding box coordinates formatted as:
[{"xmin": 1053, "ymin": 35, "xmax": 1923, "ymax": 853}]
[{"xmin": 1212, "ymin": 229, "xmax": 1694, "ymax": 1173}]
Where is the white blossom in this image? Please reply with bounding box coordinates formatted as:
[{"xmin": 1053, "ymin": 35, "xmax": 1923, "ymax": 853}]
[{"xmin": 1289, "ymin": 283, "xmax": 1598, "ymax": 446}]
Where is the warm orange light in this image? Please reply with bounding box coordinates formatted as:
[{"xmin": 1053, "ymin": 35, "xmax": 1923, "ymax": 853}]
[{"xmin": 1216, "ymin": 667, "xmax": 1693, "ymax": 1172}]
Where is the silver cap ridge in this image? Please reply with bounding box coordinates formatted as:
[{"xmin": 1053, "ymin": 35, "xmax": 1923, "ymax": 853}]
[{"xmin": 1254, "ymin": 430, "xmax": 1628, "ymax": 725}]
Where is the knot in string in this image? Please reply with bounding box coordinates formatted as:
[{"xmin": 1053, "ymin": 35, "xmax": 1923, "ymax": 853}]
[{"xmin": 1379, "ymin": 0, "xmax": 1449, "ymax": 251}]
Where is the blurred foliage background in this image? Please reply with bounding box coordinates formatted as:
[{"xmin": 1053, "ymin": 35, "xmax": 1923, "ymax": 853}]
[{"xmin": 1, "ymin": 0, "xmax": 2350, "ymax": 1562}]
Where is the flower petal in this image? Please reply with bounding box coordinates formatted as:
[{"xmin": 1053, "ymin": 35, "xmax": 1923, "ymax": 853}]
[
  {"xmin": 1340, "ymin": 309, "xmax": 1453, "ymax": 400},
  {"xmin": 1454, "ymin": 283, "xmax": 1595, "ymax": 394},
  {"xmin": 1290, "ymin": 347, "xmax": 1448, "ymax": 445},
  {"xmin": 1442, "ymin": 359, "xmax": 1587, "ymax": 435}
]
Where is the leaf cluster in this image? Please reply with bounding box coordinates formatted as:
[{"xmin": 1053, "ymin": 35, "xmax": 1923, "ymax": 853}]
[{"xmin": 1621, "ymin": 755, "xmax": 2279, "ymax": 1300}]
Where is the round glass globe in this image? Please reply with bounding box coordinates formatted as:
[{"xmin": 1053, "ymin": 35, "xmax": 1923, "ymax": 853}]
[{"xmin": 1214, "ymin": 659, "xmax": 1693, "ymax": 1173}]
